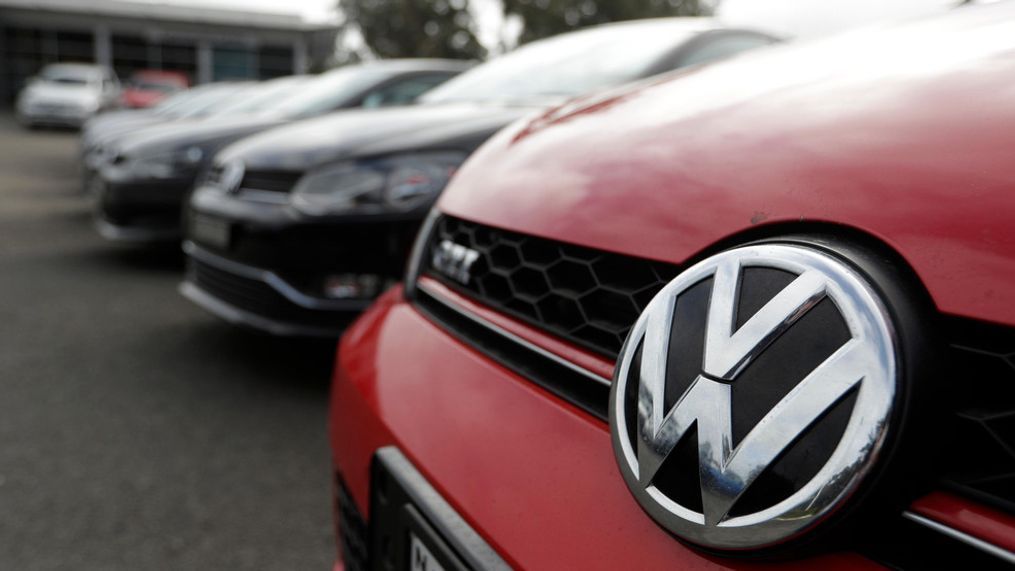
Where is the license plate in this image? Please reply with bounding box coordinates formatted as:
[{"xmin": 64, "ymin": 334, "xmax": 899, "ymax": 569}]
[
  {"xmin": 409, "ymin": 533, "xmax": 446, "ymax": 571},
  {"xmin": 190, "ymin": 214, "xmax": 230, "ymax": 249}
]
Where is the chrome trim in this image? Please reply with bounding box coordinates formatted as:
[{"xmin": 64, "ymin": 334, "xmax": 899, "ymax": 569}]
[
  {"xmin": 903, "ymin": 511, "xmax": 1015, "ymax": 564},
  {"xmin": 179, "ymin": 281, "xmax": 343, "ymax": 338},
  {"xmin": 417, "ymin": 280, "xmax": 611, "ymax": 387},
  {"xmin": 183, "ymin": 241, "xmax": 372, "ymax": 312},
  {"xmin": 403, "ymin": 208, "xmax": 441, "ymax": 300},
  {"xmin": 375, "ymin": 447, "xmax": 512, "ymax": 570}
]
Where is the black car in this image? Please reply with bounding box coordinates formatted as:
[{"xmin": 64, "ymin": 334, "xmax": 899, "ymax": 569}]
[
  {"xmin": 80, "ymin": 81, "xmax": 254, "ymax": 178},
  {"xmin": 93, "ymin": 60, "xmax": 470, "ymax": 243},
  {"xmin": 181, "ymin": 18, "xmax": 778, "ymax": 337}
]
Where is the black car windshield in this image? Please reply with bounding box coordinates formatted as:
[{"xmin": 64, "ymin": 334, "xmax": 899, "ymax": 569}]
[
  {"xmin": 214, "ymin": 77, "xmax": 310, "ymax": 116},
  {"xmin": 265, "ymin": 66, "xmax": 392, "ymax": 118},
  {"xmin": 40, "ymin": 65, "xmax": 96, "ymax": 86},
  {"xmin": 176, "ymin": 84, "xmax": 256, "ymax": 118},
  {"xmin": 421, "ymin": 20, "xmax": 705, "ymax": 104},
  {"xmin": 151, "ymin": 88, "xmax": 208, "ymax": 115}
]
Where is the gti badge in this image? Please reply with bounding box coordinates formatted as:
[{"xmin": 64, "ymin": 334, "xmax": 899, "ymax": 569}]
[
  {"xmin": 432, "ymin": 239, "xmax": 480, "ymax": 285},
  {"xmin": 610, "ymin": 244, "xmax": 897, "ymax": 551},
  {"xmin": 218, "ymin": 160, "xmax": 245, "ymax": 195}
]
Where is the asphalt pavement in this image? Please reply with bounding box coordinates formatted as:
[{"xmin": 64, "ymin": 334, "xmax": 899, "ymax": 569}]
[{"xmin": 0, "ymin": 115, "xmax": 337, "ymax": 570}]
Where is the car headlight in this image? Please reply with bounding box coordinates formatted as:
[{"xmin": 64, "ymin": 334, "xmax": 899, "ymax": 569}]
[
  {"xmin": 130, "ymin": 146, "xmax": 204, "ymax": 179},
  {"xmin": 81, "ymin": 98, "xmax": 100, "ymax": 113},
  {"xmin": 291, "ymin": 152, "xmax": 465, "ymax": 216}
]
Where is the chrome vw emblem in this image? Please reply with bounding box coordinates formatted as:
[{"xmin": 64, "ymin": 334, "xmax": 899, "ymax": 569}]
[{"xmin": 610, "ymin": 244, "xmax": 897, "ymax": 550}]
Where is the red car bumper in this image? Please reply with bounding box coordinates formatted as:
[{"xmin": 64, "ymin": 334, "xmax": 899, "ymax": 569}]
[{"xmin": 329, "ymin": 287, "xmax": 902, "ymax": 569}]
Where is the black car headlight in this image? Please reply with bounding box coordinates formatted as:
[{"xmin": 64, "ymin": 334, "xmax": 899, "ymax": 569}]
[
  {"xmin": 291, "ymin": 152, "xmax": 465, "ymax": 216},
  {"xmin": 129, "ymin": 146, "xmax": 204, "ymax": 179}
]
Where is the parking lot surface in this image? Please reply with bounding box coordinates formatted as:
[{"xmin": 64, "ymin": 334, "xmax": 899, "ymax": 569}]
[{"xmin": 0, "ymin": 115, "xmax": 336, "ymax": 569}]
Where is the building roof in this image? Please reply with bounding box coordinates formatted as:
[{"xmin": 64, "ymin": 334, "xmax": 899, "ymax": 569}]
[{"xmin": 0, "ymin": 0, "xmax": 338, "ymax": 31}]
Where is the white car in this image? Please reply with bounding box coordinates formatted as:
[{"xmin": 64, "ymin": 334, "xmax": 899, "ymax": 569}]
[{"xmin": 16, "ymin": 63, "xmax": 120, "ymax": 128}]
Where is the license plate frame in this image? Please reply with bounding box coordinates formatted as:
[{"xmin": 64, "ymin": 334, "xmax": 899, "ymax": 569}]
[
  {"xmin": 368, "ymin": 448, "xmax": 509, "ymax": 571},
  {"xmin": 405, "ymin": 507, "xmax": 454, "ymax": 571}
]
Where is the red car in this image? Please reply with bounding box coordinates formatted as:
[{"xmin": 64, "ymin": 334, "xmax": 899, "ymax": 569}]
[
  {"xmin": 329, "ymin": 4, "xmax": 1015, "ymax": 570},
  {"xmin": 121, "ymin": 70, "xmax": 189, "ymax": 108}
]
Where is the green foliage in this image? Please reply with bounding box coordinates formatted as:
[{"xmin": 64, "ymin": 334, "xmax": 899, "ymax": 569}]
[
  {"xmin": 503, "ymin": 0, "xmax": 708, "ymax": 45},
  {"xmin": 342, "ymin": 0, "xmax": 486, "ymax": 60}
]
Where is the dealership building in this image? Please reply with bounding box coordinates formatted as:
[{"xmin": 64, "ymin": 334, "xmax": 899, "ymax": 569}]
[{"xmin": 0, "ymin": 0, "xmax": 339, "ymax": 103}]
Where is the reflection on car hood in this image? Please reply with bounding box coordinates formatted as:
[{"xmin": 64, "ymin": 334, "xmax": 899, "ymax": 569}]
[{"xmin": 215, "ymin": 103, "xmax": 538, "ymax": 172}]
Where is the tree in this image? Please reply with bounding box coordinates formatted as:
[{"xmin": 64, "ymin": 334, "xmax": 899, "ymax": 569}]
[
  {"xmin": 503, "ymin": 0, "xmax": 711, "ymax": 46},
  {"xmin": 340, "ymin": 0, "xmax": 486, "ymax": 60}
]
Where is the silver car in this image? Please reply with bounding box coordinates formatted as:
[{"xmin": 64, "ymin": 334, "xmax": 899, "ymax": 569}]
[{"xmin": 16, "ymin": 63, "xmax": 120, "ymax": 128}]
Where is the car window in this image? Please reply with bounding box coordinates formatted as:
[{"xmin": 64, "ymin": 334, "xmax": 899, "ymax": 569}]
[
  {"xmin": 361, "ymin": 75, "xmax": 451, "ymax": 108},
  {"xmin": 678, "ymin": 34, "xmax": 775, "ymax": 68}
]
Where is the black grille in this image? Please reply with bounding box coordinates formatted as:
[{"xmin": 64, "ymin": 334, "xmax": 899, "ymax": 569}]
[
  {"xmin": 942, "ymin": 318, "xmax": 1015, "ymax": 514},
  {"xmin": 423, "ymin": 216, "xmax": 678, "ymax": 358},
  {"xmin": 240, "ymin": 169, "xmax": 302, "ymax": 193},
  {"xmin": 188, "ymin": 258, "xmax": 350, "ymax": 329},
  {"xmin": 336, "ymin": 475, "xmax": 369, "ymax": 571}
]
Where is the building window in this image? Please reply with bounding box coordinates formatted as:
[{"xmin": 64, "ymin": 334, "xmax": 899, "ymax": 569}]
[
  {"xmin": 111, "ymin": 34, "xmax": 148, "ymax": 80},
  {"xmin": 212, "ymin": 44, "xmax": 256, "ymax": 80},
  {"xmin": 257, "ymin": 45, "xmax": 293, "ymax": 79}
]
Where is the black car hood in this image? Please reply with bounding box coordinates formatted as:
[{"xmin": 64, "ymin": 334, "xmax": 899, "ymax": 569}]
[
  {"xmin": 216, "ymin": 103, "xmax": 539, "ymax": 172},
  {"xmin": 114, "ymin": 114, "xmax": 288, "ymax": 157}
]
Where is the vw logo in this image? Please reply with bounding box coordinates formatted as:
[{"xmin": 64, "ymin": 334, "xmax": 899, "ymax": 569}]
[
  {"xmin": 218, "ymin": 161, "xmax": 245, "ymax": 195},
  {"xmin": 610, "ymin": 243, "xmax": 897, "ymax": 550}
]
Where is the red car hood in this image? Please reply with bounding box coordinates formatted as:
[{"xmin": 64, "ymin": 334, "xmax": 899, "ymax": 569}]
[{"xmin": 439, "ymin": 3, "xmax": 1015, "ymax": 326}]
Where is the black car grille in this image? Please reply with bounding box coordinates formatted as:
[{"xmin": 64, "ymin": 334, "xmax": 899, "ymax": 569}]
[
  {"xmin": 942, "ymin": 318, "xmax": 1015, "ymax": 515},
  {"xmin": 336, "ymin": 475, "xmax": 369, "ymax": 571},
  {"xmin": 240, "ymin": 169, "xmax": 302, "ymax": 194},
  {"xmin": 423, "ymin": 216, "xmax": 679, "ymax": 358},
  {"xmin": 202, "ymin": 167, "xmax": 301, "ymax": 194},
  {"xmin": 188, "ymin": 257, "xmax": 349, "ymax": 329}
]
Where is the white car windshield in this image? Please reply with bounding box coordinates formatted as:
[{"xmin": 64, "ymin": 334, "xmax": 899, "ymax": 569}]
[
  {"xmin": 40, "ymin": 65, "xmax": 97, "ymax": 86},
  {"xmin": 421, "ymin": 20, "xmax": 707, "ymax": 104}
]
